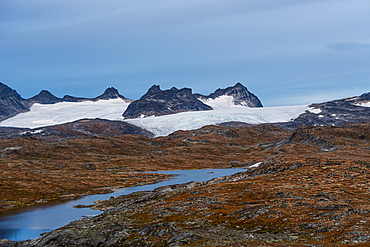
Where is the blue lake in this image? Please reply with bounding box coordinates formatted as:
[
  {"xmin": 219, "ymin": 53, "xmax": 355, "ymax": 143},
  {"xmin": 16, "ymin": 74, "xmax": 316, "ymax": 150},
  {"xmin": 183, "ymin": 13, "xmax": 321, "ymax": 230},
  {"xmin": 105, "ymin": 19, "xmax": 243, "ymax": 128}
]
[{"xmin": 0, "ymin": 168, "xmax": 246, "ymax": 241}]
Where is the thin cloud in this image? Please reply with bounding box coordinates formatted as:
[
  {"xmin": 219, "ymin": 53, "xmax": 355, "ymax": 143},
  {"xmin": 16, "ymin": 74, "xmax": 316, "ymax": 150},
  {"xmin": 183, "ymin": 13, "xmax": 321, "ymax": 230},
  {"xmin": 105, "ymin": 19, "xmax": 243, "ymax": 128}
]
[{"xmin": 325, "ymin": 41, "xmax": 370, "ymax": 51}]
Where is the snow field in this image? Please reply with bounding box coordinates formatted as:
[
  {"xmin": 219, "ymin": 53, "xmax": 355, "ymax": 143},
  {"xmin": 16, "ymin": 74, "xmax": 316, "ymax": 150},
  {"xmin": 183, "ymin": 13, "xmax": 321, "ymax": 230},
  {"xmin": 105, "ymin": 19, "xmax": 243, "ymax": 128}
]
[
  {"xmin": 126, "ymin": 105, "xmax": 308, "ymax": 137},
  {"xmin": 0, "ymin": 99, "xmax": 130, "ymax": 128},
  {"xmin": 0, "ymin": 96, "xmax": 308, "ymax": 137}
]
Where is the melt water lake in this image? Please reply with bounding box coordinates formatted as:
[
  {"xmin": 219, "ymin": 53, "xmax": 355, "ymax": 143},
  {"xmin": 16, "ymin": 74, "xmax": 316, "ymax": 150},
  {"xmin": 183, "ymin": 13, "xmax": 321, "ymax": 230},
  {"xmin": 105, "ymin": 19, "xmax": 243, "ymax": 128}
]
[{"xmin": 0, "ymin": 168, "xmax": 246, "ymax": 241}]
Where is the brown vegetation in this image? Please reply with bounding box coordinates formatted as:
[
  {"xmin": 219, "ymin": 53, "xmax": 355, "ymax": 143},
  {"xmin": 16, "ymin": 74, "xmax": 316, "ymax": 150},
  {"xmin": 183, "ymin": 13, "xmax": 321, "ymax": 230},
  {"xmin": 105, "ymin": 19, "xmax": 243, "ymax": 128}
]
[{"xmin": 0, "ymin": 124, "xmax": 288, "ymax": 211}]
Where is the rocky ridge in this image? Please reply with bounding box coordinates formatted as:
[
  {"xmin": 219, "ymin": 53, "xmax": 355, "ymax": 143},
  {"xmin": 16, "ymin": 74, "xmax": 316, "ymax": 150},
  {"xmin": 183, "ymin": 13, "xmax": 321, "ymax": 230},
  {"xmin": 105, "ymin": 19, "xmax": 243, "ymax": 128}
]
[
  {"xmin": 0, "ymin": 83, "xmax": 130, "ymax": 121},
  {"xmin": 123, "ymin": 83, "xmax": 263, "ymax": 119},
  {"xmin": 122, "ymin": 85, "xmax": 213, "ymax": 119}
]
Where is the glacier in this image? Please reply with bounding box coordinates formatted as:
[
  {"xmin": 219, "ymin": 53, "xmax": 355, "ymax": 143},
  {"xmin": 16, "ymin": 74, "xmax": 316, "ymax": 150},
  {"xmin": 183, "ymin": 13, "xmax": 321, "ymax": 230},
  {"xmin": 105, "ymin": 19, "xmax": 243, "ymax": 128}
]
[{"xmin": 0, "ymin": 97, "xmax": 308, "ymax": 137}]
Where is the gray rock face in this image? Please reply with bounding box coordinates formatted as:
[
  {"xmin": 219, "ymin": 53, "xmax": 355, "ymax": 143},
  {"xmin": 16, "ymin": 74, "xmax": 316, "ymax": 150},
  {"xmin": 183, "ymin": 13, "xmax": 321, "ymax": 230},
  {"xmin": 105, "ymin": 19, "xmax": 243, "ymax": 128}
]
[
  {"xmin": 0, "ymin": 82, "xmax": 29, "ymax": 121},
  {"xmin": 200, "ymin": 82, "xmax": 263, "ymax": 107},
  {"xmin": 123, "ymin": 83, "xmax": 263, "ymax": 119},
  {"xmin": 122, "ymin": 85, "xmax": 213, "ymax": 119}
]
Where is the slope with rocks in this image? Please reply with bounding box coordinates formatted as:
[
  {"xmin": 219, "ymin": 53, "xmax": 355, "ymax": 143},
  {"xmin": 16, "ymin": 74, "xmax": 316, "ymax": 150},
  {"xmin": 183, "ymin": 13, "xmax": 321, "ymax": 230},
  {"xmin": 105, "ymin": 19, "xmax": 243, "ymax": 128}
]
[{"xmin": 9, "ymin": 122, "xmax": 370, "ymax": 246}]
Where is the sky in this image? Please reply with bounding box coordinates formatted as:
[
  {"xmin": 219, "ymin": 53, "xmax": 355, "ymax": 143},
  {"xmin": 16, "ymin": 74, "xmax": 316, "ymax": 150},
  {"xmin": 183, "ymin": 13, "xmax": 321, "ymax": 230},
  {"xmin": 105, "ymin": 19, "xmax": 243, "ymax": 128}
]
[{"xmin": 1, "ymin": 0, "xmax": 370, "ymax": 106}]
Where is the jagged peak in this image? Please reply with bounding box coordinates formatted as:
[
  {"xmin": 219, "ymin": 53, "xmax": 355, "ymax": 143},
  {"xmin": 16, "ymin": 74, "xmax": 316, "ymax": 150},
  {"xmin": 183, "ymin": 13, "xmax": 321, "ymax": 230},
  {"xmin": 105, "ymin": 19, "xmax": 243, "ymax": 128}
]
[
  {"xmin": 148, "ymin": 85, "xmax": 162, "ymax": 93},
  {"xmin": 36, "ymin": 90, "xmax": 56, "ymax": 97}
]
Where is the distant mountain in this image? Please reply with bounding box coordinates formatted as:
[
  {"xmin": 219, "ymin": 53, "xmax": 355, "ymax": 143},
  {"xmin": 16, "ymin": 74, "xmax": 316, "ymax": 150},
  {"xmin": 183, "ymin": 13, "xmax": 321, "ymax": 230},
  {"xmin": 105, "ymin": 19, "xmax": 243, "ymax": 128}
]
[
  {"xmin": 273, "ymin": 91, "xmax": 370, "ymax": 129},
  {"xmin": 0, "ymin": 82, "xmax": 130, "ymax": 121},
  {"xmin": 221, "ymin": 92, "xmax": 370, "ymax": 130},
  {"xmin": 122, "ymin": 85, "xmax": 213, "ymax": 119},
  {"xmin": 62, "ymin": 87, "xmax": 132, "ymax": 102},
  {"xmin": 27, "ymin": 90, "xmax": 63, "ymax": 105},
  {"xmin": 0, "ymin": 82, "xmax": 29, "ymax": 121},
  {"xmin": 198, "ymin": 82, "xmax": 263, "ymax": 107},
  {"xmin": 122, "ymin": 83, "xmax": 262, "ymax": 119},
  {"xmin": 94, "ymin": 87, "xmax": 131, "ymax": 101}
]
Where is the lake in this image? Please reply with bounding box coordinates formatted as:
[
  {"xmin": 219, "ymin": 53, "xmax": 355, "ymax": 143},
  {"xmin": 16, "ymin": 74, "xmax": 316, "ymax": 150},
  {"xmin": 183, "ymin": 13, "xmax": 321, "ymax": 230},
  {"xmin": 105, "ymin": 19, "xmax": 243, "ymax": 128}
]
[{"xmin": 0, "ymin": 168, "xmax": 246, "ymax": 241}]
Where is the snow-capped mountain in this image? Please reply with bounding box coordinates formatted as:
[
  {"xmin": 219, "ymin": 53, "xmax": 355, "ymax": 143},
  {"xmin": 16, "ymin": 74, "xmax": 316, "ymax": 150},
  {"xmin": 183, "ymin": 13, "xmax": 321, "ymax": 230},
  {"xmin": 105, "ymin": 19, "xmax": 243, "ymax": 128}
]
[
  {"xmin": 122, "ymin": 83, "xmax": 262, "ymax": 119},
  {"xmin": 197, "ymin": 82, "xmax": 263, "ymax": 107},
  {"xmin": 0, "ymin": 82, "xmax": 130, "ymax": 121},
  {"xmin": 1, "ymin": 81, "xmax": 370, "ymax": 138}
]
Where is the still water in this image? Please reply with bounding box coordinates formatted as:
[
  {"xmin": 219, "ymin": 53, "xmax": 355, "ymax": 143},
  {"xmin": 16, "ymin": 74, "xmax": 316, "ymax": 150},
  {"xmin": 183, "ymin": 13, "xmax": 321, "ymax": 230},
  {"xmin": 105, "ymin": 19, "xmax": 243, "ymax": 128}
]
[{"xmin": 0, "ymin": 168, "xmax": 245, "ymax": 241}]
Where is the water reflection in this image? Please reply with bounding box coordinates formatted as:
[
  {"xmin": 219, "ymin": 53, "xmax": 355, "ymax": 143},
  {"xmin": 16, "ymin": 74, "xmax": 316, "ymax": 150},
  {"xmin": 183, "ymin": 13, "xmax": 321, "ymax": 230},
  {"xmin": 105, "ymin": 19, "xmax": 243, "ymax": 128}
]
[{"xmin": 0, "ymin": 168, "xmax": 245, "ymax": 241}]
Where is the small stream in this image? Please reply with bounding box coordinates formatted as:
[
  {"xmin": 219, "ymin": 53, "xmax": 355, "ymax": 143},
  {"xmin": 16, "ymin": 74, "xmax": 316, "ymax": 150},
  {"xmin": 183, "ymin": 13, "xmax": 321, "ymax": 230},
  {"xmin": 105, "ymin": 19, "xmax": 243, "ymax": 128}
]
[{"xmin": 0, "ymin": 168, "xmax": 246, "ymax": 241}]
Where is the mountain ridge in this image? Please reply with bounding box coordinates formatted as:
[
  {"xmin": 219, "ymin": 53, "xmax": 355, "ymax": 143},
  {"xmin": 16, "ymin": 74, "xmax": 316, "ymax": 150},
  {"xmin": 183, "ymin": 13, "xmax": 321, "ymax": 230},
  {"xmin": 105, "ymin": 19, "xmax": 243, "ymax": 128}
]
[
  {"xmin": 0, "ymin": 82, "xmax": 130, "ymax": 121},
  {"xmin": 122, "ymin": 82, "xmax": 263, "ymax": 119}
]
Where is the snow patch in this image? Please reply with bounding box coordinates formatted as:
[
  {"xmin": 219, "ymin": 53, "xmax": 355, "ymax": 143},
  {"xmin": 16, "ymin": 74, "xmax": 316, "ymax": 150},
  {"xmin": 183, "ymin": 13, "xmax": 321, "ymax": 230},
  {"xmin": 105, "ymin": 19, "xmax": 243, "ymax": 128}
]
[
  {"xmin": 249, "ymin": 162, "xmax": 262, "ymax": 168},
  {"xmin": 199, "ymin": 95, "xmax": 246, "ymax": 109},
  {"xmin": 0, "ymin": 99, "xmax": 130, "ymax": 128},
  {"xmin": 356, "ymin": 102, "xmax": 370, "ymax": 107},
  {"xmin": 307, "ymin": 107, "xmax": 322, "ymax": 114}
]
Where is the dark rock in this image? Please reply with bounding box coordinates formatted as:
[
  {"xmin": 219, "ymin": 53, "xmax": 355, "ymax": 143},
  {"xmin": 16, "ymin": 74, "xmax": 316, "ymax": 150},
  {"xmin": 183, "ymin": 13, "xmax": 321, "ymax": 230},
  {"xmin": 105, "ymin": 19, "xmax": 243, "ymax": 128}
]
[
  {"xmin": 26, "ymin": 90, "xmax": 63, "ymax": 105},
  {"xmin": 0, "ymin": 82, "xmax": 29, "ymax": 121}
]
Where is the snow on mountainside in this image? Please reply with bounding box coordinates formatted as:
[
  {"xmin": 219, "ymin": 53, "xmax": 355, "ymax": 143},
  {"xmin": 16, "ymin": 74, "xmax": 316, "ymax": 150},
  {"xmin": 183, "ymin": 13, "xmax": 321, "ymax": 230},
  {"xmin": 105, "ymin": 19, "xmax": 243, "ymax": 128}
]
[
  {"xmin": 0, "ymin": 99, "xmax": 130, "ymax": 128},
  {"xmin": 199, "ymin": 95, "xmax": 248, "ymax": 109},
  {"xmin": 125, "ymin": 105, "xmax": 308, "ymax": 137},
  {"xmin": 0, "ymin": 96, "xmax": 307, "ymax": 136},
  {"xmin": 357, "ymin": 102, "xmax": 370, "ymax": 107}
]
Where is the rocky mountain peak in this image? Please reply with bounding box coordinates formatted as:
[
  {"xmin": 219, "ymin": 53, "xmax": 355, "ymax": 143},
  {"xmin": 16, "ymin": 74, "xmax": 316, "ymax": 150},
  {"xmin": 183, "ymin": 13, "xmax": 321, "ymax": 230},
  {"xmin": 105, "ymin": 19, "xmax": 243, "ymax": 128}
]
[
  {"xmin": 94, "ymin": 87, "xmax": 131, "ymax": 102},
  {"xmin": 208, "ymin": 82, "xmax": 263, "ymax": 107},
  {"xmin": 141, "ymin": 85, "xmax": 162, "ymax": 99},
  {"xmin": 123, "ymin": 85, "xmax": 212, "ymax": 119},
  {"xmin": 0, "ymin": 82, "xmax": 23, "ymax": 101},
  {"xmin": 0, "ymin": 82, "xmax": 29, "ymax": 121},
  {"xmin": 28, "ymin": 90, "xmax": 62, "ymax": 104}
]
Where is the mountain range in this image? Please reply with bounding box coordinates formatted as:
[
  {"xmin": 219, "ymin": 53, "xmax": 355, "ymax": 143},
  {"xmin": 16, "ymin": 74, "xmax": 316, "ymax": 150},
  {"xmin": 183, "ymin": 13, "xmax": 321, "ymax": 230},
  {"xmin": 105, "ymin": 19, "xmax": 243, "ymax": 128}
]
[
  {"xmin": 0, "ymin": 82, "xmax": 131, "ymax": 121},
  {"xmin": 0, "ymin": 81, "xmax": 370, "ymax": 139},
  {"xmin": 0, "ymin": 82, "xmax": 262, "ymax": 121}
]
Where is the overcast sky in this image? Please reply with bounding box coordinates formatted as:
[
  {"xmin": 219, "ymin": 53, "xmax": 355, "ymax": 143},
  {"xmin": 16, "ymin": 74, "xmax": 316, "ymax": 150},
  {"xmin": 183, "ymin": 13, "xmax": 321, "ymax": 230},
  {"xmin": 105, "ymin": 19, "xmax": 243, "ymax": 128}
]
[{"xmin": 1, "ymin": 0, "xmax": 370, "ymax": 106}]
